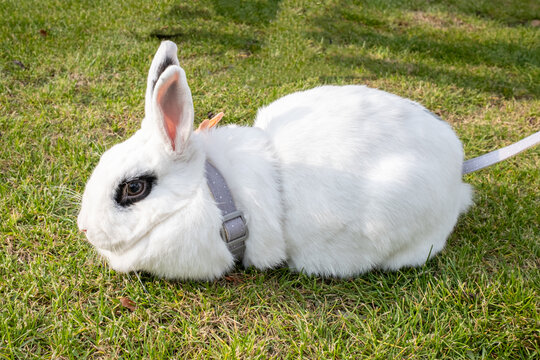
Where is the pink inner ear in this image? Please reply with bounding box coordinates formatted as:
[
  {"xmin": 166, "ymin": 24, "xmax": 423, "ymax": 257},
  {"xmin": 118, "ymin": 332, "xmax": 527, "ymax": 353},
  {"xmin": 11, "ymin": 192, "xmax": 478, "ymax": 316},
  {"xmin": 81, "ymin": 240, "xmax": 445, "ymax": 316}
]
[
  {"xmin": 156, "ymin": 72, "xmax": 183, "ymax": 151},
  {"xmin": 164, "ymin": 114, "xmax": 177, "ymax": 151}
]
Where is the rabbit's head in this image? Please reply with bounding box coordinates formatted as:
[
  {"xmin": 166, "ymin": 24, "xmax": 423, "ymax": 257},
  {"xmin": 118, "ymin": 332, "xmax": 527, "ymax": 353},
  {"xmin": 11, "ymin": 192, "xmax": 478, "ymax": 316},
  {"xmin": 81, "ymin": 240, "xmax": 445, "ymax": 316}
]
[{"xmin": 77, "ymin": 41, "xmax": 234, "ymax": 280}]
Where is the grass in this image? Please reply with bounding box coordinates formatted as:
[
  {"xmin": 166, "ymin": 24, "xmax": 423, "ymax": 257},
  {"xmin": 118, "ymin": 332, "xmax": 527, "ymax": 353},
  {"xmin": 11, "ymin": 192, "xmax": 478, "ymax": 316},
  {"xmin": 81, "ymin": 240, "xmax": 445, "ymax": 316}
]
[{"xmin": 0, "ymin": 0, "xmax": 538, "ymax": 358}]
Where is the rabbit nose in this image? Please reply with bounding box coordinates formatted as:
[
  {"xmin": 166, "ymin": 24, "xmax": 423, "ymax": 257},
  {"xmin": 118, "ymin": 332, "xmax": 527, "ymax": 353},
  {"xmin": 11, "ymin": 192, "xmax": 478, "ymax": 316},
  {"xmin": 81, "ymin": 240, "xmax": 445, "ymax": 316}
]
[{"xmin": 80, "ymin": 229, "xmax": 87, "ymax": 233}]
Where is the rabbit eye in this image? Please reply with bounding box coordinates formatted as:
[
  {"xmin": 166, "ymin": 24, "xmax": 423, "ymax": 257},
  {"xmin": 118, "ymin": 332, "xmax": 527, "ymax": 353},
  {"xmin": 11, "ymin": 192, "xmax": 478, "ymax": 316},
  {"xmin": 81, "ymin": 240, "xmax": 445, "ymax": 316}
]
[
  {"xmin": 126, "ymin": 181, "xmax": 145, "ymax": 196},
  {"xmin": 115, "ymin": 174, "xmax": 156, "ymax": 207}
]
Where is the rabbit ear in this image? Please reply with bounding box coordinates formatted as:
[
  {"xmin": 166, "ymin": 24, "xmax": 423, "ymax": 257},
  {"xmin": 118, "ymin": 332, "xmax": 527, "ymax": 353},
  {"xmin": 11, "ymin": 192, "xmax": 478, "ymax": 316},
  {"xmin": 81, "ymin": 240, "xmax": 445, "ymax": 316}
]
[{"xmin": 144, "ymin": 41, "xmax": 194, "ymax": 155}]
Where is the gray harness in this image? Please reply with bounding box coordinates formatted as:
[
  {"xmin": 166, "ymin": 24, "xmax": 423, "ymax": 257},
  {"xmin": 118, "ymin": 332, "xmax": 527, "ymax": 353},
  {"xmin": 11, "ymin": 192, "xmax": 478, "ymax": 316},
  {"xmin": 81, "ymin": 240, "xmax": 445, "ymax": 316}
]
[{"xmin": 205, "ymin": 161, "xmax": 248, "ymax": 261}]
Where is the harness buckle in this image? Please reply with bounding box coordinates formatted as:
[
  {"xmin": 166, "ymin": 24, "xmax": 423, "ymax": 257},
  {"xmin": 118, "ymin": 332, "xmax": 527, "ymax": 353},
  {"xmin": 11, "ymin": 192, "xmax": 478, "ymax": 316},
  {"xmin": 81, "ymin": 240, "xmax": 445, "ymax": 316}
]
[{"xmin": 219, "ymin": 210, "xmax": 248, "ymax": 260}]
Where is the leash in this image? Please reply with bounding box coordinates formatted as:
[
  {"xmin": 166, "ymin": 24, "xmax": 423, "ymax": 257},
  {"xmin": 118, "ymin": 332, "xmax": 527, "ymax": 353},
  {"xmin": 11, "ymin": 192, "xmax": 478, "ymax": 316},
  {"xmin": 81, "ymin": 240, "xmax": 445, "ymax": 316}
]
[{"xmin": 462, "ymin": 131, "xmax": 540, "ymax": 175}]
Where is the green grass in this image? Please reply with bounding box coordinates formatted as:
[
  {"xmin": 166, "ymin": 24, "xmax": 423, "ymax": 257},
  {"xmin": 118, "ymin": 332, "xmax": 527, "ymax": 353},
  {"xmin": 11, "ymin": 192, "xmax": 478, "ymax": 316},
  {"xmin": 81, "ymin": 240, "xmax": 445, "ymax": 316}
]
[{"xmin": 1, "ymin": 0, "xmax": 538, "ymax": 358}]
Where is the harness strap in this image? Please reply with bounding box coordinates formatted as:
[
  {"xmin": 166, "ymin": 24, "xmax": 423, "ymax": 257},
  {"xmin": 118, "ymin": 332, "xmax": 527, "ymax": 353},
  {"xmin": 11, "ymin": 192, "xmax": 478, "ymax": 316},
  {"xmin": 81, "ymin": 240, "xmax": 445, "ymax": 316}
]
[
  {"xmin": 462, "ymin": 131, "xmax": 540, "ymax": 175},
  {"xmin": 205, "ymin": 161, "xmax": 248, "ymax": 261}
]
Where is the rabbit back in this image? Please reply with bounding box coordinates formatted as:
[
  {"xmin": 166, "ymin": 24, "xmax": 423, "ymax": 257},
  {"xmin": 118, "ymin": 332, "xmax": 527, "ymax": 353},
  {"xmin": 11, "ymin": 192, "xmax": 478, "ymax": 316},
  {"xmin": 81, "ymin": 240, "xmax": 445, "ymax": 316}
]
[{"xmin": 255, "ymin": 85, "xmax": 472, "ymax": 276}]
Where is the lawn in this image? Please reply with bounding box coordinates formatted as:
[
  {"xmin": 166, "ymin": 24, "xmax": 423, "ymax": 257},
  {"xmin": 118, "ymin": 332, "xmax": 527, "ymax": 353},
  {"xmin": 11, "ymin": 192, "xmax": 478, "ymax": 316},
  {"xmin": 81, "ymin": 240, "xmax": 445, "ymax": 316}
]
[{"xmin": 0, "ymin": 0, "xmax": 538, "ymax": 358}]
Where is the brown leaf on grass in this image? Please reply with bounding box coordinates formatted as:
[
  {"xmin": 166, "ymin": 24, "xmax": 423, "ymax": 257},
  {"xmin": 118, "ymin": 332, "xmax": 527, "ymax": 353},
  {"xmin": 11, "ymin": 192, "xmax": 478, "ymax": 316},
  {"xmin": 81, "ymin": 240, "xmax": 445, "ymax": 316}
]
[
  {"xmin": 223, "ymin": 275, "xmax": 244, "ymax": 284},
  {"xmin": 39, "ymin": 29, "xmax": 48, "ymax": 37},
  {"xmin": 120, "ymin": 297, "xmax": 136, "ymax": 311}
]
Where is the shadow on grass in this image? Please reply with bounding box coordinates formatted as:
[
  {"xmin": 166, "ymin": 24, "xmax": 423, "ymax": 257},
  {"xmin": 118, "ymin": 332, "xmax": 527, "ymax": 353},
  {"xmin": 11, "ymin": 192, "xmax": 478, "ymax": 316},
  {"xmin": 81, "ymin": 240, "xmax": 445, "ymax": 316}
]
[
  {"xmin": 309, "ymin": 0, "xmax": 539, "ymax": 98},
  {"xmin": 417, "ymin": 0, "xmax": 540, "ymax": 25},
  {"xmin": 149, "ymin": 0, "xmax": 282, "ymax": 54},
  {"xmin": 320, "ymin": 53, "xmax": 536, "ymax": 99},
  {"xmin": 353, "ymin": 0, "xmax": 540, "ymax": 25}
]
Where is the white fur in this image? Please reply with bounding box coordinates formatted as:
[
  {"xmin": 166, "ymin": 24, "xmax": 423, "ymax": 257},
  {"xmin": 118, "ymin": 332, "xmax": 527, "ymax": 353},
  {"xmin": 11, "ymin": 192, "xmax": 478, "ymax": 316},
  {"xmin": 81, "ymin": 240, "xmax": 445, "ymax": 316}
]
[{"xmin": 78, "ymin": 41, "xmax": 472, "ymax": 280}]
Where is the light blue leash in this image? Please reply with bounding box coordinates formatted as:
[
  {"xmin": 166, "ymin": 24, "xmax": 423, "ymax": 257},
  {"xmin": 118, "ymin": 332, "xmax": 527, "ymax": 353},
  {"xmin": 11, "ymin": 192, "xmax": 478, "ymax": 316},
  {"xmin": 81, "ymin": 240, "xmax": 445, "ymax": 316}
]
[{"xmin": 462, "ymin": 131, "xmax": 540, "ymax": 174}]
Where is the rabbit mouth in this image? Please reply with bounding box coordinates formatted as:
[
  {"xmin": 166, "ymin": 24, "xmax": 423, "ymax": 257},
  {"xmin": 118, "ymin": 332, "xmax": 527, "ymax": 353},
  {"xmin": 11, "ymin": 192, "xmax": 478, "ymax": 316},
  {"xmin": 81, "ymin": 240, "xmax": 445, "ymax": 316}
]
[
  {"xmin": 89, "ymin": 206, "xmax": 182, "ymax": 255},
  {"xmin": 84, "ymin": 226, "xmax": 136, "ymax": 254}
]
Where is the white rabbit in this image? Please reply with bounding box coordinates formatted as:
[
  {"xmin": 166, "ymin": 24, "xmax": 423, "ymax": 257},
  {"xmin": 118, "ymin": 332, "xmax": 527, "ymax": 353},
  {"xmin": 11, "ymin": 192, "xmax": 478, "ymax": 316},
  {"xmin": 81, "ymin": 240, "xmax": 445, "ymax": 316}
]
[{"xmin": 78, "ymin": 41, "xmax": 473, "ymax": 280}]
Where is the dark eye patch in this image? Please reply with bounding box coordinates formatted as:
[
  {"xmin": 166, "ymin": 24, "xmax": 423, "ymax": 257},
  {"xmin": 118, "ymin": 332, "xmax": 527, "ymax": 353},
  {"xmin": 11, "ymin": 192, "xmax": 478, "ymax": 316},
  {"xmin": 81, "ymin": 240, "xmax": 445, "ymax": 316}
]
[{"xmin": 115, "ymin": 174, "xmax": 157, "ymax": 207}]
